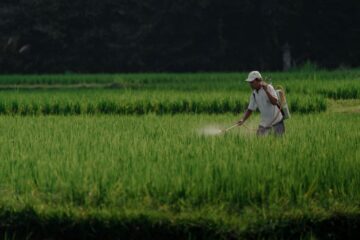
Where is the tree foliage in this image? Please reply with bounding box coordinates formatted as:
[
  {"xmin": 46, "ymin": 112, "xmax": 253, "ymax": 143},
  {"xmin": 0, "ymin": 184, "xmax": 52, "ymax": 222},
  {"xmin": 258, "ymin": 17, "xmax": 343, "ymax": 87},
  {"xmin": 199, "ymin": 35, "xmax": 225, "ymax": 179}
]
[{"xmin": 0, "ymin": 0, "xmax": 359, "ymax": 73}]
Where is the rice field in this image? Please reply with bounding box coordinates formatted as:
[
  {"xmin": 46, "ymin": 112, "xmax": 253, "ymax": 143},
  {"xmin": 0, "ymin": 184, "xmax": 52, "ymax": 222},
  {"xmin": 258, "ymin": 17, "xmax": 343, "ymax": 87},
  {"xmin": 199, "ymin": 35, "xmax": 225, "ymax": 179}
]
[{"xmin": 0, "ymin": 71, "xmax": 359, "ymax": 239}]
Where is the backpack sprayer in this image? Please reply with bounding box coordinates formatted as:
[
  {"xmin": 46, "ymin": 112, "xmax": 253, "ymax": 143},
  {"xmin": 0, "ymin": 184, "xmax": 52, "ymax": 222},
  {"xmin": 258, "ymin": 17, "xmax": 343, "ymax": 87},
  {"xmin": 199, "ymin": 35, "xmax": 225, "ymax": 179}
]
[{"xmin": 275, "ymin": 86, "xmax": 291, "ymax": 119}]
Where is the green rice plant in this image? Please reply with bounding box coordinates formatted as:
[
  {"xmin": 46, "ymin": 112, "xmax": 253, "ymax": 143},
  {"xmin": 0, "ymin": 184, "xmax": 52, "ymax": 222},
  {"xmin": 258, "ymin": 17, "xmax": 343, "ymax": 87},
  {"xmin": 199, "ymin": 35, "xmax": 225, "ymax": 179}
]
[
  {"xmin": 0, "ymin": 70, "xmax": 356, "ymax": 116},
  {"xmin": 288, "ymin": 95, "xmax": 327, "ymax": 114},
  {"xmin": 51, "ymin": 102, "xmax": 62, "ymax": 115},
  {"xmin": 85, "ymin": 102, "xmax": 96, "ymax": 114},
  {"xmin": 0, "ymin": 113, "xmax": 358, "ymax": 225},
  {"xmin": 19, "ymin": 103, "xmax": 32, "ymax": 116},
  {"xmin": 0, "ymin": 70, "xmax": 358, "ymax": 238},
  {"xmin": 319, "ymin": 87, "xmax": 359, "ymax": 99},
  {"xmin": 63, "ymin": 102, "xmax": 74, "ymax": 115},
  {"xmin": 41, "ymin": 102, "xmax": 52, "ymax": 115},
  {"xmin": 0, "ymin": 70, "xmax": 360, "ymax": 96},
  {"xmin": 97, "ymin": 100, "xmax": 118, "ymax": 114},
  {"xmin": 10, "ymin": 101, "xmax": 19, "ymax": 114},
  {"xmin": 0, "ymin": 89, "xmax": 327, "ymax": 115},
  {"xmin": 31, "ymin": 102, "xmax": 40, "ymax": 114},
  {"xmin": 0, "ymin": 102, "xmax": 7, "ymax": 114},
  {"xmin": 73, "ymin": 102, "xmax": 82, "ymax": 115}
]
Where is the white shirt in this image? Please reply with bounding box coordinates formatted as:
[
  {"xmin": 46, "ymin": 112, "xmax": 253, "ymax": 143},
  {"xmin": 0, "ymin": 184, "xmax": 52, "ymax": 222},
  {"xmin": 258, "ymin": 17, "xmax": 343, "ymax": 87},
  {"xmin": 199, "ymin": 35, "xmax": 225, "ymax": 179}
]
[{"xmin": 248, "ymin": 85, "xmax": 283, "ymax": 127}]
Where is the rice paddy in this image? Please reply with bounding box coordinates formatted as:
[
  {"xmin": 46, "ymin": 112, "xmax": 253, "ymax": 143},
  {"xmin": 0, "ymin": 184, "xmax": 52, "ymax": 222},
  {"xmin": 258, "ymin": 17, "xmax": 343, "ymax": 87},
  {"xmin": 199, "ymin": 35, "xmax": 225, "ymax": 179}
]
[{"xmin": 0, "ymin": 70, "xmax": 359, "ymax": 239}]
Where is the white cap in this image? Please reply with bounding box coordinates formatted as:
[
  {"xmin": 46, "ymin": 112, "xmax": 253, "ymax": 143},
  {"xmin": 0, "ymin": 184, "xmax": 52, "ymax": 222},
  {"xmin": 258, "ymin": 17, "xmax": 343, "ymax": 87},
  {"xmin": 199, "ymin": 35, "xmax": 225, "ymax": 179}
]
[{"xmin": 245, "ymin": 71, "xmax": 262, "ymax": 82}]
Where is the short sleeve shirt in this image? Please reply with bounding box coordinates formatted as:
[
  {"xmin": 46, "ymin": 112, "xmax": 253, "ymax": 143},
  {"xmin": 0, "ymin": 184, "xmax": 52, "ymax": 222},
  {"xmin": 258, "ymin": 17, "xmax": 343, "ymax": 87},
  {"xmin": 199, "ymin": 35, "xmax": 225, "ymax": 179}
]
[{"xmin": 248, "ymin": 85, "xmax": 282, "ymax": 127}]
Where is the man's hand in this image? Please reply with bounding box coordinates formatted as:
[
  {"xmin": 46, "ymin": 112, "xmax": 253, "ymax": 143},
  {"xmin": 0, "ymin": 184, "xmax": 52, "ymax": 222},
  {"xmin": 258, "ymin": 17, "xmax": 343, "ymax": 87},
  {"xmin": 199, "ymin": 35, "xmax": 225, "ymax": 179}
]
[
  {"xmin": 260, "ymin": 81, "xmax": 268, "ymax": 90},
  {"xmin": 261, "ymin": 82, "xmax": 278, "ymax": 105},
  {"xmin": 236, "ymin": 119, "xmax": 245, "ymax": 126}
]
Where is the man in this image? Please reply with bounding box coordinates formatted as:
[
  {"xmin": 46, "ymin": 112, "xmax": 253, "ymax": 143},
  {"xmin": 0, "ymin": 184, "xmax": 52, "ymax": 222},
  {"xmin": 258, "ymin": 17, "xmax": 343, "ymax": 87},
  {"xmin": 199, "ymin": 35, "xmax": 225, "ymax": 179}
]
[{"xmin": 237, "ymin": 71, "xmax": 285, "ymax": 136}]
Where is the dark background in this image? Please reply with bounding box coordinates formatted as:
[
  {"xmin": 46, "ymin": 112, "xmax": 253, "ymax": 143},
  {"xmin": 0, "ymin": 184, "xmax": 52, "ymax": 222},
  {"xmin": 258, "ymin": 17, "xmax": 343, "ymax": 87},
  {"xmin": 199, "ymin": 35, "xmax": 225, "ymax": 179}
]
[{"xmin": 1, "ymin": 0, "xmax": 359, "ymax": 73}]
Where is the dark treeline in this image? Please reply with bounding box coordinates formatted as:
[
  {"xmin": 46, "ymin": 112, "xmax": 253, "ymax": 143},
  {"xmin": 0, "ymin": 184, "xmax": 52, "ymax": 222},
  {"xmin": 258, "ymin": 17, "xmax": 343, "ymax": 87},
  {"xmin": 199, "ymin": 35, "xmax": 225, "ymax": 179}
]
[{"xmin": 1, "ymin": 0, "xmax": 359, "ymax": 73}]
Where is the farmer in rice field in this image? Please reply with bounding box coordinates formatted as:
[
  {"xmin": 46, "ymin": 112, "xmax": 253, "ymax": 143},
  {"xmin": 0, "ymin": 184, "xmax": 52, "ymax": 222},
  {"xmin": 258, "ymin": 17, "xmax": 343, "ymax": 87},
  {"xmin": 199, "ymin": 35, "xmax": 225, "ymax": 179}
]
[{"xmin": 236, "ymin": 71, "xmax": 285, "ymax": 136}]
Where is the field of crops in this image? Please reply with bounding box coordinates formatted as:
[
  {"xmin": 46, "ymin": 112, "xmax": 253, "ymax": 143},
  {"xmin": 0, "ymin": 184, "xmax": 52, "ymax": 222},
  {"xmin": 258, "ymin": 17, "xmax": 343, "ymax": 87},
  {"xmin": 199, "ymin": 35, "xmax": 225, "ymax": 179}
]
[
  {"xmin": 0, "ymin": 70, "xmax": 359, "ymax": 239},
  {"xmin": 0, "ymin": 90, "xmax": 327, "ymax": 115}
]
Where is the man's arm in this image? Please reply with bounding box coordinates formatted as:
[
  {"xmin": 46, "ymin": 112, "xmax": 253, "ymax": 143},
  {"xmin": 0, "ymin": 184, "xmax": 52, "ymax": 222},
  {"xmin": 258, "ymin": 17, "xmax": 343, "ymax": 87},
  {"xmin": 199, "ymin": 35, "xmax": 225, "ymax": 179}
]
[
  {"xmin": 237, "ymin": 109, "xmax": 252, "ymax": 125},
  {"xmin": 261, "ymin": 82, "xmax": 278, "ymax": 105}
]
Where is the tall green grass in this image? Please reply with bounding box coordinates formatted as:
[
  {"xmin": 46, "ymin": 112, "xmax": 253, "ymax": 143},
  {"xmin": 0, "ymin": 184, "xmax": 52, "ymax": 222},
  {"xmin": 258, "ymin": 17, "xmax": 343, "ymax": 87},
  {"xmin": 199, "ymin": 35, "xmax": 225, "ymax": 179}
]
[
  {"xmin": 0, "ymin": 113, "xmax": 359, "ymax": 238},
  {"xmin": 0, "ymin": 70, "xmax": 359, "ymax": 238},
  {"xmin": 1, "ymin": 69, "xmax": 359, "ymax": 85},
  {"xmin": 0, "ymin": 113, "xmax": 358, "ymax": 209},
  {"xmin": 1, "ymin": 71, "xmax": 359, "ymax": 101},
  {"xmin": 0, "ymin": 70, "xmax": 359, "ymax": 93},
  {"xmin": 0, "ymin": 89, "xmax": 327, "ymax": 115}
]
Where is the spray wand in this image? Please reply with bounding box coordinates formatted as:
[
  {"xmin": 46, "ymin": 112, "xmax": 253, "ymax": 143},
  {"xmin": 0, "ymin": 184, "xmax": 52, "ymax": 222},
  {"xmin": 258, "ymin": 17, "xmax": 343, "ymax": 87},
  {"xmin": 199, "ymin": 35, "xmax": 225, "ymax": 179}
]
[{"xmin": 222, "ymin": 123, "xmax": 240, "ymax": 133}]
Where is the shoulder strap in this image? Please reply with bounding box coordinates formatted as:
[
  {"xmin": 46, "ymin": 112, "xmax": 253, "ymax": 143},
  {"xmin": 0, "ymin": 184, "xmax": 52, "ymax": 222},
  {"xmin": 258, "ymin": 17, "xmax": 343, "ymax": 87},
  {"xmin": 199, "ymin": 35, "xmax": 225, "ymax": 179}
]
[{"xmin": 276, "ymin": 103, "xmax": 281, "ymax": 110}]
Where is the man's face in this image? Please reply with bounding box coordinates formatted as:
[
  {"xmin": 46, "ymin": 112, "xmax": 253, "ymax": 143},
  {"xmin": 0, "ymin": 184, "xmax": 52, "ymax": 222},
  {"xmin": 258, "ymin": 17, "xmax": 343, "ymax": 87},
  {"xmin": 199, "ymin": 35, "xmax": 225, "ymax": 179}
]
[{"xmin": 249, "ymin": 79, "xmax": 261, "ymax": 90}]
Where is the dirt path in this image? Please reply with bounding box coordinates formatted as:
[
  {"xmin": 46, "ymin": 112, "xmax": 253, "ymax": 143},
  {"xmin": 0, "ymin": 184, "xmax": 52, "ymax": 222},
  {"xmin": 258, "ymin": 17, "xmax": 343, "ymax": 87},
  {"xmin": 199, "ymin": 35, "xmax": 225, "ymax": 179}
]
[
  {"xmin": 327, "ymin": 99, "xmax": 360, "ymax": 113},
  {"xmin": 0, "ymin": 82, "xmax": 141, "ymax": 90}
]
